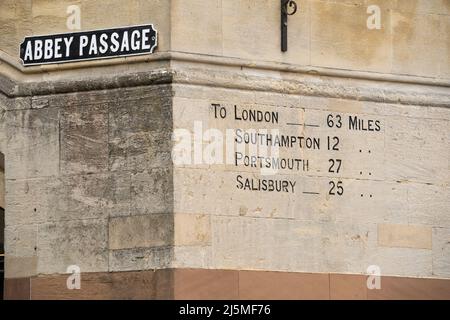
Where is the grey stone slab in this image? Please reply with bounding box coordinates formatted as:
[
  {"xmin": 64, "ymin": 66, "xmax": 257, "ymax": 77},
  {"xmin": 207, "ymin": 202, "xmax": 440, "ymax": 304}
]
[
  {"xmin": 60, "ymin": 103, "xmax": 109, "ymax": 175},
  {"xmin": 37, "ymin": 219, "xmax": 109, "ymax": 274},
  {"xmin": 109, "ymin": 246, "xmax": 173, "ymax": 272},
  {"xmin": 130, "ymin": 168, "xmax": 173, "ymax": 215},
  {"xmin": 109, "ymin": 214, "xmax": 173, "ymax": 250},
  {"xmin": 6, "ymin": 107, "xmax": 59, "ymax": 179}
]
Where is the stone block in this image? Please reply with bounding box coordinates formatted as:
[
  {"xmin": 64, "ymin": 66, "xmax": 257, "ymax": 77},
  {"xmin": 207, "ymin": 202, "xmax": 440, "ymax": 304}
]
[
  {"xmin": 37, "ymin": 219, "xmax": 109, "ymax": 274},
  {"xmin": 378, "ymin": 223, "xmax": 432, "ymax": 249},
  {"xmin": 4, "ymin": 224, "xmax": 38, "ymax": 278},
  {"xmin": 108, "ymin": 87, "xmax": 172, "ymax": 172},
  {"xmin": 135, "ymin": 0, "xmax": 173, "ymax": 52},
  {"xmin": 108, "ymin": 214, "xmax": 173, "ymax": 250},
  {"xmin": 32, "ymin": 0, "xmax": 81, "ymax": 35},
  {"xmin": 4, "ymin": 224, "xmax": 37, "ymax": 258},
  {"xmin": 51, "ymin": 173, "xmax": 111, "ymax": 222},
  {"xmin": 222, "ymin": 0, "xmax": 310, "ymax": 65},
  {"xmin": 108, "ymin": 246, "xmax": 173, "ymax": 272},
  {"xmin": 5, "ymin": 256, "xmax": 37, "ymax": 279},
  {"xmin": 171, "ymin": 0, "xmax": 223, "ymax": 56},
  {"xmin": 408, "ymin": 184, "xmax": 450, "ymax": 228},
  {"xmin": 5, "ymin": 177, "xmax": 59, "ymax": 226},
  {"xmin": 432, "ymin": 227, "xmax": 450, "ymax": 277},
  {"xmin": 367, "ymin": 246, "xmax": 432, "ymax": 278},
  {"xmin": 60, "ymin": 103, "xmax": 108, "ymax": 175},
  {"xmin": 174, "ymin": 214, "xmax": 211, "ymax": 246},
  {"xmin": 384, "ymin": 116, "xmax": 449, "ymax": 184},
  {"xmin": 310, "ymin": 0, "xmax": 392, "ymax": 73},
  {"xmin": 6, "ymin": 108, "xmax": 59, "ymax": 179},
  {"xmin": 105, "ymin": 171, "xmax": 132, "ymax": 218},
  {"xmin": 130, "ymin": 169, "xmax": 173, "ymax": 215},
  {"xmin": 0, "ymin": 0, "xmax": 32, "ymax": 58},
  {"xmin": 391, "ymin": 10, "xmax": 447, "ymax": 78},
  {"xmin": 172, "ymin": 246, "xmax": 212, "ymax": 269}
]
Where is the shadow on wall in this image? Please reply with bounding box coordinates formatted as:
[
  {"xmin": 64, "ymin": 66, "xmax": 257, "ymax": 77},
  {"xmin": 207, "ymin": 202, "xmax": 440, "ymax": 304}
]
[{"xmin": 0, "ymin": 152, "xmax": 4, "ymax": 299}]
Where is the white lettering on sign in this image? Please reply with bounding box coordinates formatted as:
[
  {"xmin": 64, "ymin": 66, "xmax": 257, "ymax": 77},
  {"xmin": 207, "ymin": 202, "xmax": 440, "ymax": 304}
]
[{"xmin": 20, "ymin": 24, "xmax": 157, "ymax": 66}]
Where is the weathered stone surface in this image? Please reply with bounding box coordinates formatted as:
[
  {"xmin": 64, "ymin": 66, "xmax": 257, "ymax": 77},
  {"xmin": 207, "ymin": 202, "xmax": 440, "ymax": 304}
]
[
  {"xmin": 51, "ymin": 173, "xmax": 111, "ymax": 222},
  {"xmin": 172, "ymin": 246, "xmax": 212, "ymax": 269},
  {"xmin": 105, "ymin": 171, "xmax": 132, "ymax": 218},
  {"xmin": 310, "ymin": 0, "xmax": 392, "ymax": 73},
  {"xmin": 108, "ymin": 246, "xmax": 173, "ymax": 272},
  {"xmin": 108, "ymin": 86, "xmax": 172, "ymax": 172},
  {"xmin": 109, "ymin": 214, "xmax": 173, "ymax": 250},
  {"xmin": 384, "ymin": 116, "xmax": 449, "ymax": 184},
  {"xmin": 31, "ymin": 0, "xmax": 79, "ymax": 35},
  {"xmin": 172, "ymin": 68, "xmax": 450, "ymax": 108},
  {"xmin": 5, "ymin": 177, "xmax": 59, "ymax": 226},
  {"xmin": 432, "ymin": 227, "xmax": 450, "ymax": 277},
  {"xmin": 0, "ymin": 0, "xmax": 449, "ymax": 287},
  {"xmin": 408, "ymin": 184, "xmax": 450, "ymax": 228},
  {"xmin": 5, "ymin": 256, "xmax": 37, "ymax": 279},
  {"xmin": 0, "ymin": 0, "xmax": 32, "ymax": 59},
  {"xmin": 366, "ymin": 247, "xmax": 433, "ymax": 278},
  {"xmin": 171, "ymin": 0, "xmax": 223, "ymax": 56},
  {"xmin": 175, "ymin": 168, "xmax": 409, "ymax": 225},
  {"xmin": 0, "ymin": 83, "xmax": 175, "ymax": 276},
  {"xmin": 210, "ymin": 216, "xmax": 377, "ymax": 274},
  {"xmin": 2, "ymin": 77, "xmax": 447, "ymax": 279},
  {"xmin": 60, "ymin": 103, "xmax": 109, "ymax": 175},
  {"xmin": 174, "ymin": 214, "xmax": 211, "ymax": 246},
  {"xmin": 222, "ymin": 0, "xmax": 310, "ymax": 65},
  {"xmin": 5, "ymin": 224, "xmax": 37, "ymax": 258},
  {"xmin": 171, "ymin": 81, "xmax": 450, "ymax": 278},
  {"xmin": 2, "ymin": 0, "xmax": 449, "ymax": 79},
  {"xmin": 5, "ymin": 173, "xmax": 129, "ymax": 227},
  {"xmin": 378, "ymin": 224, "xmax": 432, "ymax": 250},
  {"xmin": 392, "ymin": 10, "xmax": 448, "ymax": 78},
  {"xmin": 37, "ymin": 219, "xmax": 108, "ymax": 274},
  {"xmin": 5, "ymin": 107, "xmax": 59, "ymax": 179},
  {"xmin": 4, "ymin": 224, "xmax": 38, "ymax": 278},
  {"xmin": 130, "ymin": 168, "xmax": 173, "ymax": 215},
  {"xmin": 0, "ymin": 93, "xmax": 31, "ymax": 111},
  {"xmin": 171, "ymin": 0, "xmax": 450, "ymax": 78}
]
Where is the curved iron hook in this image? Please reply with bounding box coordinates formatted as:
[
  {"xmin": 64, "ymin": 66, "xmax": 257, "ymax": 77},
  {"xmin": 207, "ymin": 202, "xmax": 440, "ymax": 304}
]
[
  {"xmin": 281, "ymin": 0, "xmax": 299, "ymax": 52},
  {"xmin": 282, "ymin": 0, "xmax": 298, "ymax": 16}
]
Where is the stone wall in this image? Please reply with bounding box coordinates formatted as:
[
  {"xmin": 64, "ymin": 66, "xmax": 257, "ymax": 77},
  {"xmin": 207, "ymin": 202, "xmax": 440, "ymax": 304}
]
[
  {"xmin": 1, "ymin": 0, "xmax": 449, "ymax": 79},
  {"xmin": 0, "ymin": 0, "xmax": 449, "ymax": 299},
  {"xmin": 0, "ymin": 84, "xmax": 174, "ymax": 278},
  {"xmin": 170, "ymin": 69, "xmax": 450, "ymax": 279}
]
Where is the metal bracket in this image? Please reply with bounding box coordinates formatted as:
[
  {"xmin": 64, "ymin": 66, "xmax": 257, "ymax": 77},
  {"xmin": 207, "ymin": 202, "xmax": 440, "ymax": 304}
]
[{"xmin": 281, "ymin": 0, "xmax": 298, "ymax": 52}]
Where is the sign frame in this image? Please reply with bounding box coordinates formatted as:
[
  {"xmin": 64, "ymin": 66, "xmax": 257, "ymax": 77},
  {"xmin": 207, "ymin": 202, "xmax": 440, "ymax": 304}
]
[{"xmin": 19, "ymin": 24, "xmax": 158, "ymax": 67}]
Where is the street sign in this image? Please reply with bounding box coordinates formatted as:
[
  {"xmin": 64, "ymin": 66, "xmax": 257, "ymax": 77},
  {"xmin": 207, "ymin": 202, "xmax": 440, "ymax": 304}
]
[{"xmin": 20, "ymin": 24, "xmax": 157, "ymax": 66}]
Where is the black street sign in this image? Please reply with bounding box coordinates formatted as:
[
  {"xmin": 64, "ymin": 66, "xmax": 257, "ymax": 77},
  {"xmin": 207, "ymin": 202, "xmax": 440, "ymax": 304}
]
[{"xmin": 20, "ymin": 24, "xmax": 157, "ymax": 66}]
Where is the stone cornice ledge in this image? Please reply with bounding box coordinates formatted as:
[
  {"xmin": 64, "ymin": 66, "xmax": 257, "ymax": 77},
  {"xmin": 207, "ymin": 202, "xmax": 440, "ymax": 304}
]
[
  {"xmin": 0, "ymin": 68, "xmax": 174, "ymax": 98},
  {"xmin": 0, "ymin": 50, "xmax": 449, "ymax": 108},
  {"xmin": 172, "ymin": 67, "xmax": 450, "ymax": 108}
]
